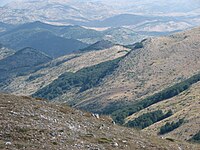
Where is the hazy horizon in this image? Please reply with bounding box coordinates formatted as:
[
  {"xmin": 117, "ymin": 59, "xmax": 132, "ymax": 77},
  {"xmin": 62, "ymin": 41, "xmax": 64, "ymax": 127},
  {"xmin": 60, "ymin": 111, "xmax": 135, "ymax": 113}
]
[{"xmin": 1, "ymin": 0, "xmax": 200, "ymax": 14}]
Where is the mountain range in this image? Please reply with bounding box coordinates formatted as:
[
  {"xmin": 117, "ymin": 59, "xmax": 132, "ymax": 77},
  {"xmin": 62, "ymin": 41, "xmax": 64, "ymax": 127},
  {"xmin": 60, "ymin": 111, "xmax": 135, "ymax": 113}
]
[
  {"xmin": 0, "ymin": 0, "xmax": 199, "ymax": 33},
  {"xmin": 0, "ymin": 0, "xmax": 200, "ymax": 149},
  {"xmin": 0, "ymin": 21, "xmax": 146, "ymax": 56},
  {"xmin": 2, "ymin": 26, "xmax": 198, "ymax": 143}
]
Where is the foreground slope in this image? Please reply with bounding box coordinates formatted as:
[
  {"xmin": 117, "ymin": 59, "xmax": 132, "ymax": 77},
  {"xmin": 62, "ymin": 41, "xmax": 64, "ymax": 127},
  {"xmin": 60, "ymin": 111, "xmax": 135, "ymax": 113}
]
[{"xmin": 0, "ymin": 94, "xmax": 199, "ymax": 150}]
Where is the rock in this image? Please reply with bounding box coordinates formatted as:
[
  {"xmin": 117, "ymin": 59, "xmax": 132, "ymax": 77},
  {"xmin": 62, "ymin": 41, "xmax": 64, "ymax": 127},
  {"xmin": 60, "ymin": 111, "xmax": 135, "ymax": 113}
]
[
  {"xmin": 122, "ymin": 140, "xmax": 127, "ymax": 143},
  {"xmin": 112, "ymin": 142, "xmax": 119, "ymax": 147},
  {"xmin": 5, "ymin": 142, "xmax": 12, "ymax": 145}
]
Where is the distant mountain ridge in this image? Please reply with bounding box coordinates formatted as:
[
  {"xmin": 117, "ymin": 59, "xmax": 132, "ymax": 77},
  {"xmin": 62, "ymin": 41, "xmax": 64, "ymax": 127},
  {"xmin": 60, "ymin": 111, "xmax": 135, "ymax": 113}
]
[
  {"xmin": 0, "ymin": 47, "xmax": 52, "ymax": 83},
  {"xmin": 0, "ymin": 24, "xmax": 90, "ymax": 58},
  {"xmin": 0, "ymin": 44, "xmax": 14, "ymax": 60},
  {"xmin": 0, "ymin": 0, "xmax": 199, "ymax": 33},
  {"xmin": 80, "ymin": 40, "xmax": 114, "ymax": 52},
  {"xmin": 0, "ymin": 21, "xmax": 147, "ymax": 54}
]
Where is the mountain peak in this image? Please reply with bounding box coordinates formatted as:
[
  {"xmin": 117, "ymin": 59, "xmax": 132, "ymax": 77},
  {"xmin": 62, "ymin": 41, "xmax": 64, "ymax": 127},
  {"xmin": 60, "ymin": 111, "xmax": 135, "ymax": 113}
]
[{"xmin": 80, "ymin": 40, "xmax": 114, "ymax": 52}]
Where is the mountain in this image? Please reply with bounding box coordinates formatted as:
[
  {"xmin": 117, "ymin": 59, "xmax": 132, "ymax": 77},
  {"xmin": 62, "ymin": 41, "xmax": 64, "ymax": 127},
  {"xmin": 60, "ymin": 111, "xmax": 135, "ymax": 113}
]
[
  {"xmin": 0, "ymin": 22, "xmax": 15, "ymax": 33},
  {"xmin": 0, "ymin": 47, "xmax": 52, "ymax": 83},
  {"xmin": 98, "ymin": 0, "xmax": 200, "ymax": 14},
  {"xmin": 86, "ymin": 14, "xmax": 153, "ymax": 27},
  {"xmin": 0, "ymin": 0, "xmax": 116, "ymax": 25},
  {"xmin": 102, "ymin": 27, "xmax": 147, "ymax": 45},
  {"xmin": 27, "ymin": 27, "xmax": 200, "ymax": 142},
  {"xmin": 71, "ymin": 27, "xmax": 200, "ymax": 112},
  {"xmin": 0, "ymin": 0, "xmax": 199, "ymax": 34},
  {"xmin": 80, "ymin": 40, "xmax": 114, "ymax": 52},
  {"xmin": 0, "ymin": 45, "xmax": 130, "ymax": 95},
  {"xmin": 126, "ymin": 79, "xmax": 200, "ymax": 142},
  {"xmin": 0, "ymin": 21, "xmax": 147, "ymax": 52},
  {"xmin": 1, "ymin": 21, "xmax": 102, "ymax": 40},
  {"xmin": 0, "ymin": 44, "xmax": 14, "ymax": 60},
  {"xmin": 0, "ymin": 93, "xmax": 199, "ymax": 150},
  {"xmin": 0, "ymin": 27, "xmax": 89, "ymax": 58}
]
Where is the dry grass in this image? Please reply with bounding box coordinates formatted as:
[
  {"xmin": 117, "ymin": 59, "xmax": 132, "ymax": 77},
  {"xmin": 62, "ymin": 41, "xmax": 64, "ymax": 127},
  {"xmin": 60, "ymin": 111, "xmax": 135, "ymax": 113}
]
[{"xmin": 0, "ymin": 93, "xmax": 199, "ymax": 150}]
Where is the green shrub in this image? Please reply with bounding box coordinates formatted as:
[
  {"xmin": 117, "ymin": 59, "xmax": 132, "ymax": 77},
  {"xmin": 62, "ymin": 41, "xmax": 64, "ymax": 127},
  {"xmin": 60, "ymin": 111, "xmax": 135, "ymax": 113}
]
[
  {"xmin": 188, "ymin": 131, "xmax": 200, "ymax": 143},
  {"xmin": 33, "ymin": 57, "xmax": 123, "ymax": 100},
  {"xmin": 126, "ymin": 110, "xmax": 172, "ymax": 129},
  {"xmin": 111, "ymin": 72, "xmax": 200, "ymax": 124},
  {"xmin": 159, "ymin": 119, "xmax": 184, "ymax": 134}
]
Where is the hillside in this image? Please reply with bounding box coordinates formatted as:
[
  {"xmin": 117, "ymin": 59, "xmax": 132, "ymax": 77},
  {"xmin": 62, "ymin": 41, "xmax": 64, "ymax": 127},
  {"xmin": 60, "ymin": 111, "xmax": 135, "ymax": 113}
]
[
  {"xmin": 0, "ymin": 0, "xmax": 199, "ymax": 34},
  {"xmin": 0, "ymin": 47, "xmax": 52, "ymax": 83},
  {"xmin": 80, "ymin": 40, "xmax": 114, "ymax": 52},
  {"xmin": 125, "ymin": 80, "xmax": 200, "ymax": 142},
  {"xmin": 0, "ymin": 44, "xmax": 14, "ymax": 60},
  {"xmin": 29, "ymin": 26, "xmax": 200, "ymax": 142},
  {"xmin": 0, "ymin": 29, "xmax": 89, "ymax": 58},
  {"xmin": 0, "ymin": 93, "xmax": 199, "ymax": 150},
  {"xmin": 0, "ymin": 45, "xmax": 130, "ymax": 96},
  {"xmin": 70, "ymin": 27, "xmax": 200, "ymax": 113},
  {"xmin": 0, "ymin": 21, "xmax": 147, "ymax": 48}
]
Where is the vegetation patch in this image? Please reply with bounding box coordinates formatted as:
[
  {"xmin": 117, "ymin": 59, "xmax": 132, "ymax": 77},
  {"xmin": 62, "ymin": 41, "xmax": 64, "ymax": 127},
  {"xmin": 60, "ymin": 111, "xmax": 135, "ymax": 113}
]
[
  {"xmin": 26, "ymin": 74, "xmax": 44, "ymax": 82},
  {"xmin": 125, "ymin": 41, "xmax": 144, "ymax": 50},
  {"xmin": 126, "ymin": 110, "xmax": 173, "ymax": 129},
  {"xmin": 159, "ymin": 119, "xmax": 184, "ymax": 135},
  {"xmin": 33, "ymin": 57, "xmax": 123, "ymax": 100},
  {"xmin": 97, "ymin": 138, "xmax": 113, "ymax": 144},
  {"xmin": 111, "ymin": 72, "xmax": 200, "ymax": 124},
  {"xmin": 188, "ymin": 131, "xmax": 200, "ymax": 143}
]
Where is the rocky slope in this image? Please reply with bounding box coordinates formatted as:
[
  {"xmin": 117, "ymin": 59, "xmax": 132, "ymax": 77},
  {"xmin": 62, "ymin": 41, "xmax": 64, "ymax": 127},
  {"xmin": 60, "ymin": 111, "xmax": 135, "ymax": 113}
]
[{"xmin": 0, "ymin": 93, "xmax": 199, "ymax": 150}]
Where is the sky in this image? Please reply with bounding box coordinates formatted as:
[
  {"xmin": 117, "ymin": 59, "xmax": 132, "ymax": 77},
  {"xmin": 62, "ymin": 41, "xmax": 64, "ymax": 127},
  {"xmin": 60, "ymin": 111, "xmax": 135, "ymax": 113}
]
[{"xmin": 0, "ymin": 0, "xmax": 15, "ymax": 6}]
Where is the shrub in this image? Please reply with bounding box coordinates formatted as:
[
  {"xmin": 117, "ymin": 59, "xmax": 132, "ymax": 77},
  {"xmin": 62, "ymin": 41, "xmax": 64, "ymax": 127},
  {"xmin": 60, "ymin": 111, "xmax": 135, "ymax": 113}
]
[
  {"xmin": 111, "ymin": 72, "xmax": 200, "ymax": 124},
  {"xmin": 159, "ymin": 119, "xmax": 184, "ymax": 134},
  {"xmin": 126, "ymin": 110, "xmax": 172, "ymax": 129},
  {"xmin": 33, "ymin": 57, "xmax": 123, "ymax": 100},
  {"xmin": 188, "ymin": 131, "xmax": 200, "ymax": 143}
]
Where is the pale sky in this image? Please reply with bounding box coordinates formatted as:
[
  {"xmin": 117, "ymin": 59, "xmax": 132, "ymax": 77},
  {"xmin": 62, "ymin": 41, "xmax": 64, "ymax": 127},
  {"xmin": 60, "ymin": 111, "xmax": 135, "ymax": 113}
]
[{"xmin": 0, "ymin": 0, "xmax": 15, "ymax": 6}]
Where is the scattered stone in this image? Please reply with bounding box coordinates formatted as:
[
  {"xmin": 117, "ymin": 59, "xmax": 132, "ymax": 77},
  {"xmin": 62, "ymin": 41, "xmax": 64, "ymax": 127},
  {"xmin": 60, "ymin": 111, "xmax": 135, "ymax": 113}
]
[
  {"xmin": 112, "ymin": 142, "xmax": 119, "ymax": 147},
  {"xmin": 5, "ymin": 142, "xmax": 12, "ymax": 145}
]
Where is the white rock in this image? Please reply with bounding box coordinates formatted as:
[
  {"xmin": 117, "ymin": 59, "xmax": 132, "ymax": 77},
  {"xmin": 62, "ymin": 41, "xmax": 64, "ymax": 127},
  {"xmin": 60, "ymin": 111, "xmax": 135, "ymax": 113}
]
[
  {"xmin": 112, "ymin": 142, "xmax": 118, "ymax": 147},
  {"xmin": 5, "ymin": 142, "xmax": 12, "ymax": 145}
]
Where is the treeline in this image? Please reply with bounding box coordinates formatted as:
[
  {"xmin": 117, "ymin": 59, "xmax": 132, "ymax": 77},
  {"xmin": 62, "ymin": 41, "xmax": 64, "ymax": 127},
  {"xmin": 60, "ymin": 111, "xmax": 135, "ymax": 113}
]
[
  {"xmin": 126, "ymin": 110, "xmax": 173, "ymax": 129},
  {"xmin": 125, "ymin": 41, "xmax": 144, "ymax": 50},
  {"xmin": 111, "ymin": 72, "xmax": 200, "ymax": 124},
  {"xmin": 33, "ymin": 57, "xmax": 122, "ymax": 100},
  {"xmin": 159, "ymin": 119, "xmax": 184, "ymax": 135},
  {"xmin": 189, "ymin": 131, "xmax": 200, "ymax": 143}
]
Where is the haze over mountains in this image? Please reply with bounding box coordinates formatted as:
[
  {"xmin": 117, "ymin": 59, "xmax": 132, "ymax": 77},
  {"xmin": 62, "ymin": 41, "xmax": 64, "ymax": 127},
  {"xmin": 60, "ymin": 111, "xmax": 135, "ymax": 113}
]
[
  {"xmin": 0, "ymin": 0, "xmax": 200, "ymax": 149},
  {"xmin": 0, "ymin": 0, "xmax": 200, "ymax": 33}
]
